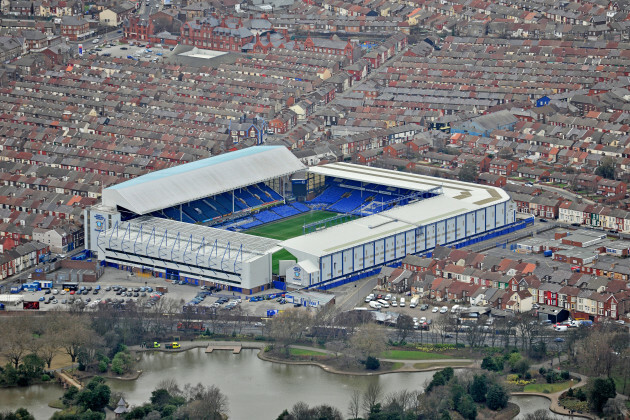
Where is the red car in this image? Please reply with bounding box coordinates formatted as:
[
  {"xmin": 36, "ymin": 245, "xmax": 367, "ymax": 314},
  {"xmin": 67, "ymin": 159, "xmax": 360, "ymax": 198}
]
[{"xmin": 69, "ymin": 290, "xmax": 75, "ymax": 295}]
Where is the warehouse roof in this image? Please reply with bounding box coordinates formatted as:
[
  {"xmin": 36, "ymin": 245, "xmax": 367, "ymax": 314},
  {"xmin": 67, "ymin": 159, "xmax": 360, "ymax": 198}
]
[{"xmin": 102, "ymin": 146, "xmax": 305, "ymax": 215}]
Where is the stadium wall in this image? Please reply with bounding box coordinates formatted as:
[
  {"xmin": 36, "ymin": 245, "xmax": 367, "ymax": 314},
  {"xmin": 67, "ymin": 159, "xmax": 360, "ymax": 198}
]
[{"xmin": 284, "ymin": 199, "xmax": 517, "ymax": 289}]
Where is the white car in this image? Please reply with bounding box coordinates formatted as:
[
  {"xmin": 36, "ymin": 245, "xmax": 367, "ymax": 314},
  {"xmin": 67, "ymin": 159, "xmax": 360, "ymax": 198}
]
[
  {"xmin": 432, "ymin": 306, "xmax": 439, "ymax": 313},
  {"xmin": 420, "ymin": 317, "xmax": 427, "ymax": 323},
  {"xmin": 440, "ymin": 306, "xmax": 448, "ymax": 314},
  {"xmin": 385, "ymin": 294, "xmax": 392, "ymax": 301},
  {"xmin": 412, "ymin": 317, "xmax": 419, "ymax": 323},
  {"xmin": 391, "ymin": 301, "xmax": 397, "ymax": 307},
  {"xmin": 60, "ymin": 290, "xmax": 66, "ymax": 295},
  {"xmin": 52, "ymin": 289, "xmax": 59, "ymax": 295}
]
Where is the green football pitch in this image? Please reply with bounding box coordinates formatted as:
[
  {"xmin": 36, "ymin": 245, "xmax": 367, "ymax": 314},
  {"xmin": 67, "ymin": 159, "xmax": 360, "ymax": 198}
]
[
  {"xmin": 245, "ymin": 210, "xmax": 340, "ymax": 241},
  {"xmin": 245, "ymin": 210, "xmax": 352, "ymax": 274}
]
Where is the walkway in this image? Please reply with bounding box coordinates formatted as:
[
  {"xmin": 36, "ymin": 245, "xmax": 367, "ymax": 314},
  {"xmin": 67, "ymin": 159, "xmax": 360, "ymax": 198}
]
[{"xmin": 55, "ymin": 370, "xmax": 83, "ymax": 390}]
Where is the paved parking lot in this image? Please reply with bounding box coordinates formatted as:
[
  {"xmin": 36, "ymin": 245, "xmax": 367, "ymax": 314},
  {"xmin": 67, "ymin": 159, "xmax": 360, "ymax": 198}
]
[{"xmin": 88, "ymin": 41, "xmax": 176, "ymax": 62}]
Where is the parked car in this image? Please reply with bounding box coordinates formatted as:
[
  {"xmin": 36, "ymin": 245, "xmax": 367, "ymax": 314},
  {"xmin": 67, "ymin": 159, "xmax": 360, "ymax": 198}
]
[
  {"xmin": 420, "ymin": 304, "xmax": 429, "ymax": 311},
  {"xmin": 432, "ymin": 306, "xmax": 439, "ymax": 313},
  {"xmin": 439, "ymin": 306, "xmax": 448, "ymax": 314}
]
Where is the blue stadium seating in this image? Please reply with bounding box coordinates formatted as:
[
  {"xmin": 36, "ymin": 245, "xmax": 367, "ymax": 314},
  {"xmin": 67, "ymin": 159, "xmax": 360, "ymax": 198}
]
[
  {"xmin": 235, "ymin": 189, "xmax": 263, "ymax": 207},
  {"xmin": 273, "ymin": 205, "xmax": 300, "ymax": 218},
  {"xmin": 291, "ymin": 202, "xmax": 310, "ymax": 212},
  {"xmin": 240, "ymin": 220, "xmax": 262, "ymax": 229},
  {"xmin": 258, "ymin": 183, "xmax": 283, "ymax": 201},
  {"xmin": 255, "ymin": 210, "xmax": 282, "ymax": 224},
  {"xmin": 329, "ymin": 190, "xmax": 365, "ymax": 213}
]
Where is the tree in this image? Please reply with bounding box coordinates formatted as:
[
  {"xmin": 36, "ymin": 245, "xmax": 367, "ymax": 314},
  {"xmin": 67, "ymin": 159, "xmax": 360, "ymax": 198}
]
[
  {"xmin": 362, "ymin": 382, "xmax": 383, "ymax": 416},
  {"xmin": 469, "ymin": 374, "xmax": 488, "ymax": 403},
  {"xmin": 588, "ymin": 377, "xmax": 616, "ymax": 413},
  {"xmin": 347, "ymin": 389, "xmax": 361, "ymax": 420},
  {"xmin": 523, "ymin": 409, "xmax": 555, "ymax": 420},
  {"xmin": 395, "ymin": 314, "xmax": 414, "ymax": 343},
  {"xmin": 365, "ymin": 356, "xmax": 380, "ymax": 370},
  {"xmin": 77, "ymin": 377, "xmax": 111, "ymax": 412},
  {"xmin": 350, "ymin": 323, "xmax": 386, "ymax": 360},
  {"xmin": 267, "ymin": 309, "xmax": 313, "ymax": 356},
  {"xmin": 0, "ymin": 408, "xmax": 35, "ymax": 420},
  {"xmin": 176, "ymin": 384, "xmax": 229, "ymax": 420},
  {"xmin": 486, "ymin": 384, "xmax": 509, "ymax": 410},
  {"xmin": 459, "ymin": 161, "xmax": 478, "ymax": 182},
  {"xmin": 457, "ymin": 394, "xmax": 477, "ymax": 420},
  {"xmin": 595, "ymin": 156, "xmax": 616, "ymax": 180}
]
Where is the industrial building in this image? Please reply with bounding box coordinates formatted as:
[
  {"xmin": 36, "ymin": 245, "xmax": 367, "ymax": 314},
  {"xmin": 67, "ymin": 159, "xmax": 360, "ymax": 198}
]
[{"xmin": 86, "ymin": 147, "xmax": 523, "ymax": 294}]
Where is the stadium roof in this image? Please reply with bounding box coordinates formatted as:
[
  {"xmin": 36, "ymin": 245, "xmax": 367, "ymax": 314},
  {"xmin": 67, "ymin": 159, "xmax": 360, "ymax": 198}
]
[
  {"xmin": 282, "ymin": 165, "xmax": 512, "ymax": 257},
  {"xmin": 308, "ymin": 163, "xmax": 510, "ymax": 206},
  {"xmin": 102, "ymin": 146, "xmax": 305, "ymax": 215}
]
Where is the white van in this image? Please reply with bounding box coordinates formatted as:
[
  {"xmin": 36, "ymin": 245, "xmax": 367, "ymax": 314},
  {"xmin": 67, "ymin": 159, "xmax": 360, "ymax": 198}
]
[
  {"xmin": 369, "ymin": 301, "xmax": 382, "ymax": 310},
  {"xmin": 399, "ymin": 297, "xmax": 406, "ymax": 307},
  {"xmin": 555, "ymin": 325, "xmax": 568, "ymax": 332},
  {"xmin": 451, "ymin": 305, "xmax": 460, "ymax": 313},
  {"xmin": 377, "ymin": 299, "xmax": 390, "ymax": 308}
]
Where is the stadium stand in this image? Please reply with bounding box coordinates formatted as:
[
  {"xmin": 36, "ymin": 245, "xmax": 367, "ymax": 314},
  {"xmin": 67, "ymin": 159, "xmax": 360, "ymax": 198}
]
[
  {"xmin": 273, "ymin": 205, "xmax": 300, "ymax": 218},
  {"xmin": 255, "ymin": 210, "xmax": 282, "ymax": 224},
  {"xmin": 291, "ymin": 202, "xmax": 310, "ymax": 212},
  {"xmin": 328, "ymin": 190, "xmax": 365, "ymax": 213}
]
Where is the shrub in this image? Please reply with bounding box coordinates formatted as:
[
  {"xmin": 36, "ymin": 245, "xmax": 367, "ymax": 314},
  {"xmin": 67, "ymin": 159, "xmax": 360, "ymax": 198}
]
[
  {"xmin": 486, "ymin": 384, "xmax": 509, "ymax": 410},
  {"xmin": 98, "ymin": 361, "xmax": 108, "ymax": 373},
  {"xmin": 41, "ymin": 374, "xmax": 51, "ymax": 382},
  {"xmin": 539, "ymin": 367, "xmax": 547, "ymax": 375},
  {"xmin": 365, "ymin": 356, "xmax": 380, "ymax": 370},
  {"xmin": 561, "ymin": 370, "xmax": 570, "ymax": 380}
]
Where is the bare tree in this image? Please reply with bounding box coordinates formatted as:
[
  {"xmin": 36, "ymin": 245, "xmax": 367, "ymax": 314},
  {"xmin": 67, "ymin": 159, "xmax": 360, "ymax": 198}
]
[
  {"xmin": 350, "ymin": 323, "xmax": 386, "ymax": 360},
  {"xmin": 464, "ymin": 325, "xmax": 488, "ymax": 349},
  {"xmin": 176, "ymin": 384, "xmax": 229, "ymax": 420},
  {"xmin": 347, "ymin": 389, "xmax": 361, "ymax": 420},
  {"xmin": 362, "ymin": 382, "xmax": 383, "ymax": 416},
  {"xmin": 267, "ymin": 309, "xmax": 313, "ymax": 356},
  {"xmin": 396, "ymin": 314, "xmax": 415, "ymax": 343},
  {"xmin": 515, "ymin": 314, "xmax": 540, "ymax": 353},
  {"xmin": 0, "ymin": 317, "xmax": 33, "ymax": 368},
  {"xmin": 434, "ymin": 315, "xmax": 450, "ymax": 344}
]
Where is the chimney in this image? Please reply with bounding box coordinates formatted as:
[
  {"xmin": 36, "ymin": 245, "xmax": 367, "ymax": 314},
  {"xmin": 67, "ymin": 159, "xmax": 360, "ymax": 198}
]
[
  {"xmin": 62, "ymin": 111, "xmax": 72, "ymax": 121},
  {"xmin": 266, "ymin": 31, "xmax": 270, "ymax": 42}
]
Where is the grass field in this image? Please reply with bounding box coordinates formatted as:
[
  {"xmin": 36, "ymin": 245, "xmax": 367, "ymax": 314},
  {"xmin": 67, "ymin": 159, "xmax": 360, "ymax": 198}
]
[
  {"xmin": 523, "ymin": 381, "xmax": 574, "ymax": 393},
  {"xmin": 246, "ymin": 210, "xmax": 344, "ymax": 274},
  {"xmin": 289, "ymin": 348, "xmax": 329, "ymax": 357},
  {"xmin": 245, "ymin": 210, "xmax": 341, "ymax": 241},
  {"xmin": 412, "ymin": 361, "xmax": 473, "ymax": 369},
  {"xmin": 380, "ymin": 350, "xmax": 454, "ymax": 360}
]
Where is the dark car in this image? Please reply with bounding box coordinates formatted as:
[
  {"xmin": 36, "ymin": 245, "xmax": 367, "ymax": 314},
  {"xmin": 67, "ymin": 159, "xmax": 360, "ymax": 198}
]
[
  {"xmin": 420, "ymin": 304, "xmax": 429, "ymax": 311},
  {"xmin": 120, "ymin": 47, "xmax": 128, "ymax": 50},
  {"xmin": 539, "ymin": 218, "xmax": 548, "ymax": 222},
  {"xmin": 294, "ymin": 303, "xmax": 301, "ymax": 307},
  {"xmin": 571, "ymin": 223, "xmax": 581, "ymax": 227}
]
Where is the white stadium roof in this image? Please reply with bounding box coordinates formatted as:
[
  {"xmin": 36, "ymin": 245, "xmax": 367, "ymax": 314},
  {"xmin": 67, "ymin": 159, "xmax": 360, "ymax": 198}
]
[
  {"xmin": 308, "ymin": 163, "xmax": 508, "ymax": 206},
  {"xmin": 102, "ymin": 146, "xmax": 305, "ymax": 215},
  {"xmin": 281, "ymin": 163, "xmax": 511, "ymax": 257}
]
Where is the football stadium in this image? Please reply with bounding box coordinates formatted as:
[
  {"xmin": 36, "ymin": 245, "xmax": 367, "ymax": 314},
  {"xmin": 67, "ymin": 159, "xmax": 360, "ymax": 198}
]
[{"xmin": 85, "ymin": 146, "xmax": 526, "ymax": 294}]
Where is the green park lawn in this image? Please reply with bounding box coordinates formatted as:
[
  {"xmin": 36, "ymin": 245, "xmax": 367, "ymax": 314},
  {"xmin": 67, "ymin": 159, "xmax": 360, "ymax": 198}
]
[
  {"xmin": 289, "ymin": 348, "xmax": 329, "ymax": 357},
  {"xmin": 380, "ymin": 350, "xmax": 453, "ymax": 360},
  {"xmin": 523, "ymin": 381, "xmax": 574, "ymax": 393}
]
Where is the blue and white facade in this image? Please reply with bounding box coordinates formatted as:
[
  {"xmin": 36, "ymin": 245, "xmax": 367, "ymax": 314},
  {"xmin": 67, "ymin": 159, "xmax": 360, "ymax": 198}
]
[{"xmin": 283, "ymin": 163, "xmax": 519, "ymax": 289}]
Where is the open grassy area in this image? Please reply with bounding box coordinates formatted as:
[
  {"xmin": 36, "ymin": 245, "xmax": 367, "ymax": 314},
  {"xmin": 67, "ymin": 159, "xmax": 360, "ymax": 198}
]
[
  {"xmin": 246, "ymin": 210, "xmax": 351, "ymax": 274},
  {"xmin": 289, "ymin": 348, "xmax": 329, "ymax": 357},
  {"xmin": 413, "ymin": 361, "xmax": 473, "ymax": 369},
  {"xmin": 380, "ymin": 350, "xmax": 453, "ymax": 360},
  {"xmin": 246, "ymin": 210, "xmax": 341, "ymax": 241},
  {"xmin": 523, "ymin": 381, "xmax": 574, "ymax": 393}
]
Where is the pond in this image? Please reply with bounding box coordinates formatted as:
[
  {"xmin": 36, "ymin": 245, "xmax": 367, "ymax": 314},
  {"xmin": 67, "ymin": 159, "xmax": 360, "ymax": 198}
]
[{"xmin": 0, "ymin": 349, "xmax": 566, "ymax": 420}]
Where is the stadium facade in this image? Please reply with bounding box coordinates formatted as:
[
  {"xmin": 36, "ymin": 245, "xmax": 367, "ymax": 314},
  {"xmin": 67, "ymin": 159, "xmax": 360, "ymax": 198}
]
[{"xmin": 85, "ymin": 146, "xmax": 524, "ymax": 294}]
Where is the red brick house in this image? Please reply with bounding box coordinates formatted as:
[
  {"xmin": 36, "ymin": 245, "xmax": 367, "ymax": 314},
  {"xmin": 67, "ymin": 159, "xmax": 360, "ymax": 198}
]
[
  {"xmin": 401, "ymin": 254, "xmax": 436, "ymax": 273},
  {"xmin": 383, "ymin": 143, "xmax": 408, "ymax": 158},
  {"xmin": 180, "ymin": 17, "xmax": 254, "ymax": 52},
  {"xmin": 597, "ymin": 178, "xmax": 626, "ymax": 197},
  {"xmin": 61, "ymin": 16, "xmax": 89, "ymax": 41},
  {"xmin": 456, "ymin": 154, "xmax": 491, "ymax": 172},
  {"xmin": 478, "ymin": 172, "xmax": 506, "ymax": 187},
  {"xmin": 355, "ymin": 149, "xmax": 379, "ymax": 165},
  {"xmin": 489, "ymin": 158, "xmax": 518, "ymax": 176}
]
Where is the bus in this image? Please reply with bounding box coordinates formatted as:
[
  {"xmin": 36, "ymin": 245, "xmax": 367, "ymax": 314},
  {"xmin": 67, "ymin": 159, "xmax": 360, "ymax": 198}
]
[{"xmin": 62, "ymin": 282, "xmax": 79, "ymax": 291}]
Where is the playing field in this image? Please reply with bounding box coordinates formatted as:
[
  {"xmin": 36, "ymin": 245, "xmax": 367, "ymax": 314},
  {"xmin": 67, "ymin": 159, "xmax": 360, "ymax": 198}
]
[
  {"xmin": 245, "ymin": 210, "xmax": 340, "ymax": 240},
  {"xmin": 246, "ymin": 210, "xmax": 345, "ymax": 274}
]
